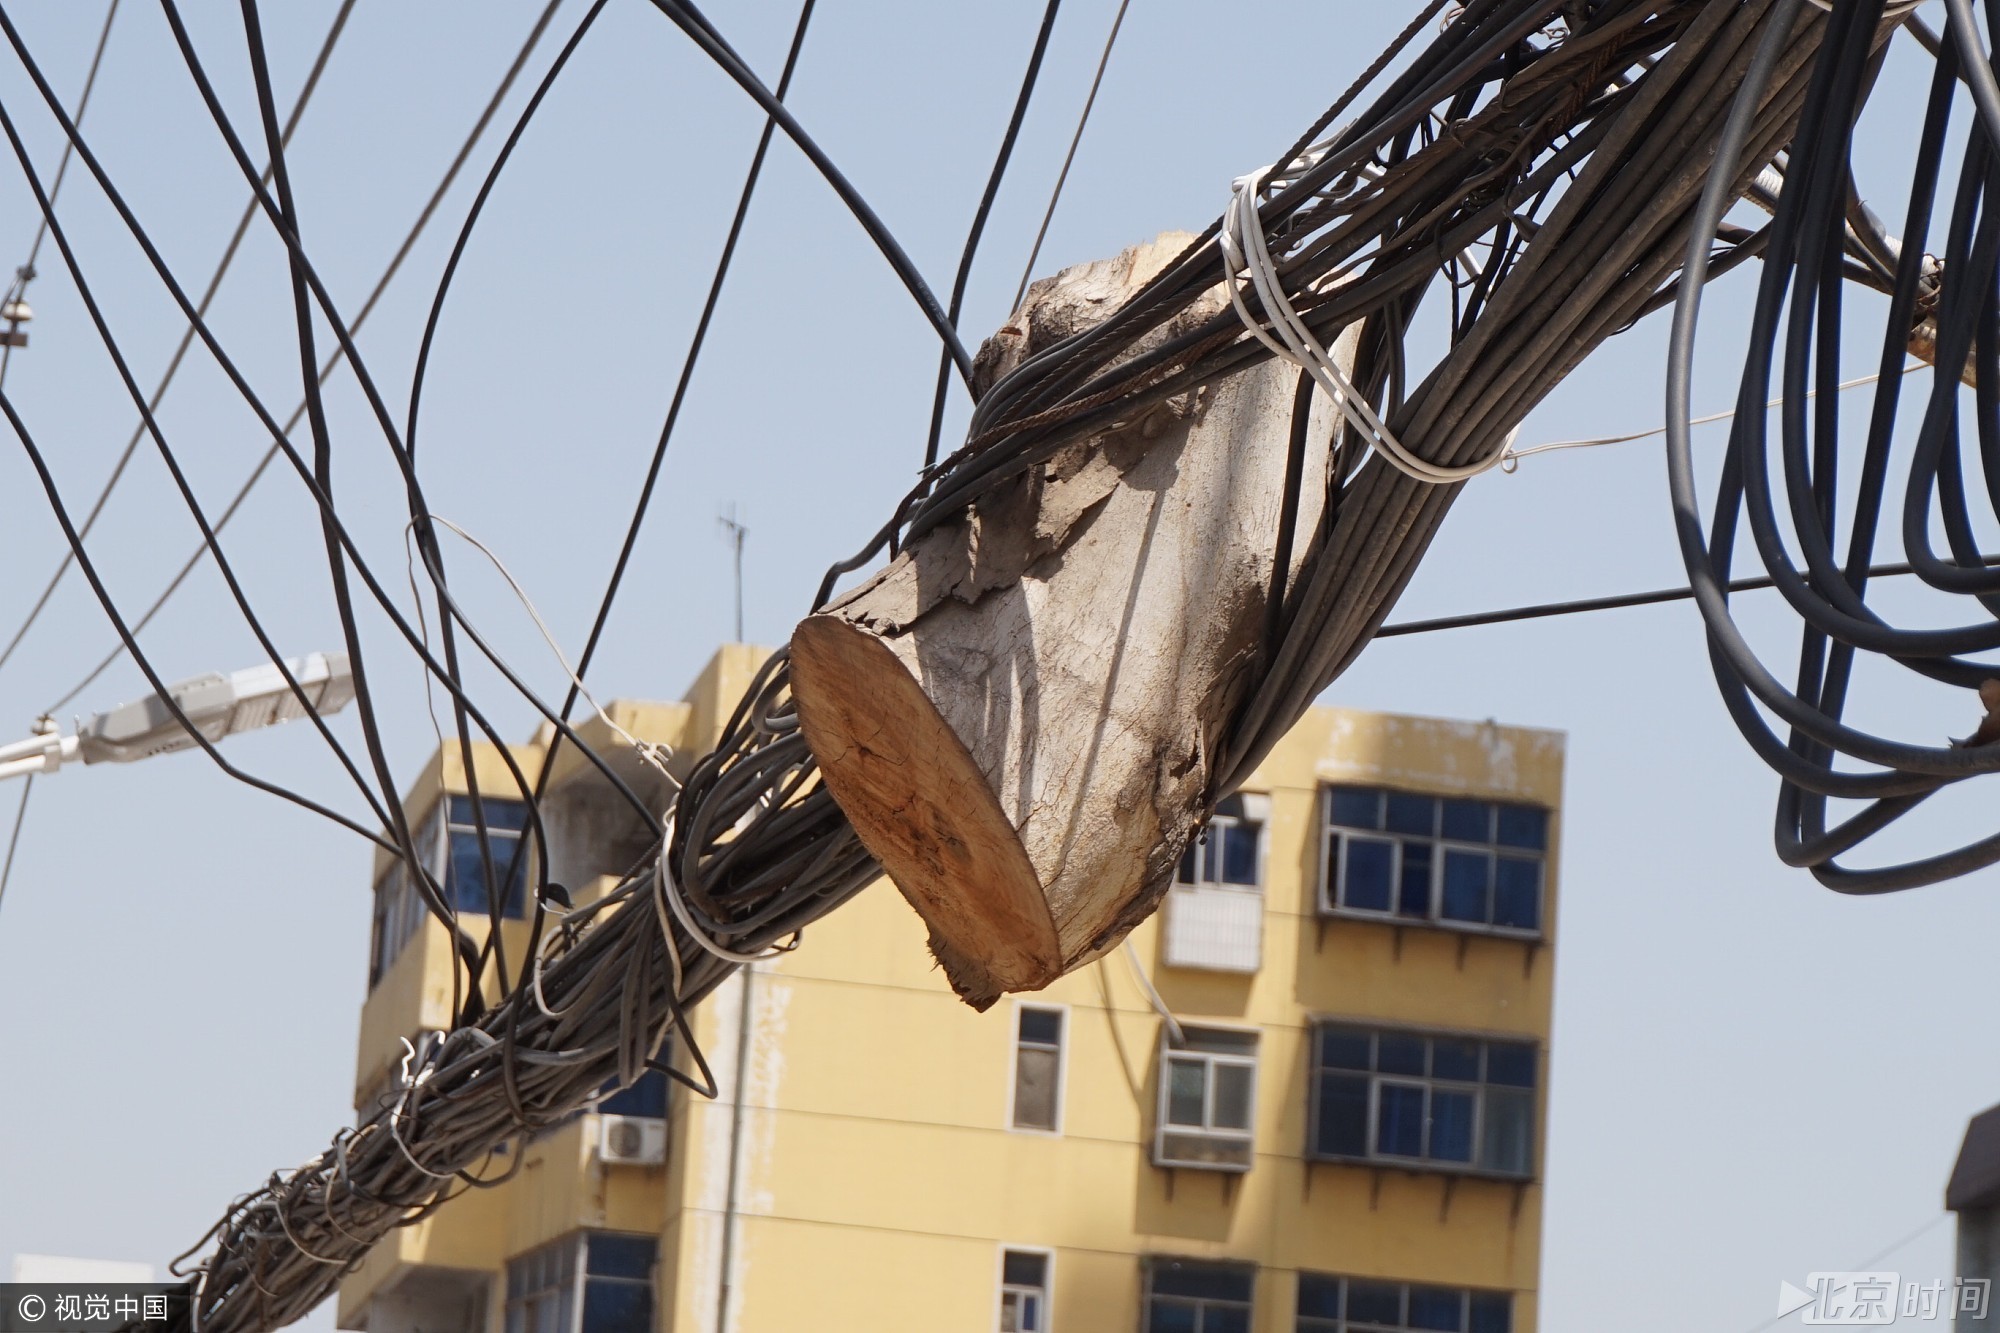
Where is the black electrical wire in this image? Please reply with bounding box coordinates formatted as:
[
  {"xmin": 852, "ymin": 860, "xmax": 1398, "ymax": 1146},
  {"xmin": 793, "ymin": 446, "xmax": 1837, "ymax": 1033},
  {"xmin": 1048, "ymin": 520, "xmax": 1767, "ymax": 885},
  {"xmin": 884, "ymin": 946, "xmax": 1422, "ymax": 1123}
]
[
  {"xmin": 0, "ymin": 0, "xmax": 352, "ymax": 684},
  {"xmin": 148, "ymin": 0, "xmax": 661, "ymax": 837},
  {"xmin": 0, "ymin": 83, "xmax": 402, "ymax": 839},
  {"xmin": 0, "ymin": 0, "xmax": 124, "ymax": 933},
  {"xmin": 0, "ymin": 0, "xmax": 119, "ymax": 392},
  {"xmin": 0, "ymin": 774, "xmax": 29, "ymax": 917},
  {"xmin": 0, "ymin": 61, "xmax": 501, "ymax": 1018},
  {"xmin": 921, "ymin": 0, "xmax": 1063, "ymax": 470},
  {"xmin": 641, "ymin": 0, "xmax": 974, "ymax": 382},
  {"xmin": 36, "ymin": 0, "xmax": 561, "ymax": 715},
  {"xmin": 0, "ymin": 0, "xmax": 655, "ymax": 912},
  {"xmin": 0, "ymin": 0, "xmax": 352, "ymax": 685},
  {"xmin": 0, "ymin": 388, "xmax": 400, "ymax": 851},
  {"xmin": 1011, "ymin": 0, "xmax": 1131, "ymax": 316},
  {"xmin": 1666, "ymin": 0, "xmax": 2000, "ymax": 887},
  {"xmin": 0, "ymin": 0, "xmax": 638, "ymax": 1018},
  {"xmin": 523, "ymin": 0, "xmax": 818, "ymax": 815},
  {"xmin": 1374, "ymin": 558, "xmax": 1998, "ymax": 637},
  {"xmin": 116, "ymin": 5, "xmax": 1912, "ymax": 1324},
  {"xmin": 372, "ymin": 0, "xmax": 614, "ymax": 1006}
]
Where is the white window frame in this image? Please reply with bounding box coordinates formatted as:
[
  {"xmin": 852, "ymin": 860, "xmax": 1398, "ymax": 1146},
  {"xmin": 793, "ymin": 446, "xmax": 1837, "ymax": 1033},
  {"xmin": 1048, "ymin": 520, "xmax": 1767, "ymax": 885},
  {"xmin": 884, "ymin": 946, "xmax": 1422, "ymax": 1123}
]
[
  {"xmin": 1153, "ymin": 1024, "xmax": 1259, "ymax": 1171},
  {"xmin": 503, "ymin": 1232, "xmax": 657, "ymax": 1333},
  {"xmin": 504, "ymin": 1233, "xmax": 581, "ymax": 1333},
  {"xmin": 1175, "ymin": 792, "xmax": 1271, "ymax": 892},
  {"xmin": 1317, "ymin": 787, "xmax": 1547, "ymax": 940},
  {"xmin": 1006, "ymin": 1002, "xmax": 1069, "ymax": 1135},
  {"xmin": 1142, "ymin": 1257, "xmax": 1256, "ymax": 1332},
  {"xmin": 995, "ymin": 1244, "xmax": 1055, "ymax": 1333}
]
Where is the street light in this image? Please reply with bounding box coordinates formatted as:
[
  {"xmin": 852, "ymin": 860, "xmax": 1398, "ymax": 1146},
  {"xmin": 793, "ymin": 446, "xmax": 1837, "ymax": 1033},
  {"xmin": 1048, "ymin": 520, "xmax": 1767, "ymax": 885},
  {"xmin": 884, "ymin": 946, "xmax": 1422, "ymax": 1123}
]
[{"xmin": 0, "ymin": 652, "xmax": 355, "ymax": 781}]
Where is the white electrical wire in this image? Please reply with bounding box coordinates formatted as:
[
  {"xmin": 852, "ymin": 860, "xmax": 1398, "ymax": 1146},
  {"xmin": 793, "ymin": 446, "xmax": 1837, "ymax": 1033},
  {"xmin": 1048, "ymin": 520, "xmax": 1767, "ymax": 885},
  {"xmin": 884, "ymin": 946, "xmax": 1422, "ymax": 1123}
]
[
  {"xmin": 1120, "ymin": 937, "xmax": 1185, "ymax": 1047},
  {"xmin": 1505, "ymin": 362, "xmax": 1926, "ymax": 465},
  {"xmin": 407, "ymin": 515, "xmax": 678, "ymax": 783},
  {"xmin": 653, "ymin": 811, "xmax": 792, "ymax": 965},
  {"xmin": 1803, "ymin": 0, "xmax": 1931, "ymax": 15}
]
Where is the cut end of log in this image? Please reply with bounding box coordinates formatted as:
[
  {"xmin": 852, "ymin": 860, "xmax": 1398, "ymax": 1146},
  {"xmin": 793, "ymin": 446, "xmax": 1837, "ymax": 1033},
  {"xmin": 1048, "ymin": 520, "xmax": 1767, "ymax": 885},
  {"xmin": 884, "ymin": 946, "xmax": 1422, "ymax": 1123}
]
[{"xmin": 791, "ymin": 614, "xmax": 1062, "ymax": 1009}]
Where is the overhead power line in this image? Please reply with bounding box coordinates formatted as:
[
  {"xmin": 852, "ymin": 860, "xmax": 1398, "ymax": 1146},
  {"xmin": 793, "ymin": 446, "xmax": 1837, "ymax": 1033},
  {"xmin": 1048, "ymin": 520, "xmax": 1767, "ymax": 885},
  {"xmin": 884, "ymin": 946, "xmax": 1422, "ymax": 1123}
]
[
  {"xmin": 1011, "ymin": 0, "xmax": 1131, "ymax": 314},
  {"xmin": 0, "ymin": 0, "xmax": 354, "ymax": 682},
  {"xmin": 0, "ymin": 0, "xmax": 120, "ymax": 395},
  {"xmin": 0, "ymin": 773, "xmax": 29, "ymax": 918},
  {"xmin": 1375, "ymin": 558, "xmax": 1995, "ymax": 639},
  {"xmin": 0, "ymin": 0, "xmax": 124, "ymax": 931},
  {"xmin": 145, "ymin": 7, "xmax": 1856, "ymax": 1328},
  {"xmin": 922, "ymin": 0, "xmax": 1065, "ymax": 469},
  {"xmin": 30, "ymin": 0, "xmax": 562, "ymax": 715}
]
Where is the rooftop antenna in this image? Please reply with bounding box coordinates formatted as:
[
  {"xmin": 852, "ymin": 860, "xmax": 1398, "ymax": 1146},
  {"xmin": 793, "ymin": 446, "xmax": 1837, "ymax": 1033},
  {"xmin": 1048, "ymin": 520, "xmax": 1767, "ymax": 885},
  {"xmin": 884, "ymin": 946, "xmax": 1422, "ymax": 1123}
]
[{"xmin": 718, "ymin": 503, "xmax": 746, "ymax": 643}]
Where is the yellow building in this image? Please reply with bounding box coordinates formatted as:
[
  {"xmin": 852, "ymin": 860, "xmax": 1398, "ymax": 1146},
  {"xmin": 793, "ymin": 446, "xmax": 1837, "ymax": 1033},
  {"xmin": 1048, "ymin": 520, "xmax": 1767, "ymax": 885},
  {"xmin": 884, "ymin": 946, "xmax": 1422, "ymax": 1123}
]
[{"xmin": 337, "ymin": 645, "xmax": 1563, "ymax": 1333}]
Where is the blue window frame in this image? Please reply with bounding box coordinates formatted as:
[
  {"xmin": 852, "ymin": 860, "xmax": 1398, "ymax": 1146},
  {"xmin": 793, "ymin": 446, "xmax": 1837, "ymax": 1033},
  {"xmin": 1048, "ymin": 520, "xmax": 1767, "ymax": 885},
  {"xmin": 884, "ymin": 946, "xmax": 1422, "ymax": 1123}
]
[
  {"xmin": 1310, "ymin": 1024, "xmax": 1536, "ymax": 1178},
  {"xmin": 1145, "ymin": 1257, "xmax": 1254, "ymax": 1333},
  {"xmin": 1321, "ymin": 786, "xmax": 1547, "ymax": 936},
  {"xmin": 1295, "ymin": 1274, "xmax": 1511, "ymax": 1332},
  {"xmin": 1177, "ymin": 793, "xmax": 1264, "ymax": 889}
]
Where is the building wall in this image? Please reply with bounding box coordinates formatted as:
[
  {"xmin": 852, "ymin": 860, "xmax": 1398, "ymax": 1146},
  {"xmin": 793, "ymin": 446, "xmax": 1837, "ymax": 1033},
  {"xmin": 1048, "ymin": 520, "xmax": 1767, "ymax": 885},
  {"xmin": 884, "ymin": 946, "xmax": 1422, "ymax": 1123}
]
[{"xmin": 338, "ymin": 650, "xmax": 1562, "ymax": 1333}]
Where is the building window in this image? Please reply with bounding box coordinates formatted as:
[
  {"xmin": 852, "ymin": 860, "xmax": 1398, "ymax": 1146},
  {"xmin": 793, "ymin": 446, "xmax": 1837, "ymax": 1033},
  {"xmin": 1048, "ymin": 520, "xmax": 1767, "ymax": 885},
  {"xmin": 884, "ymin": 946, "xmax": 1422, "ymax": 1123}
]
[
  {"xmin": 1177, "ymin": 793, "xmax": 1266, "ymax": 889},
  {"xmin": 999, "ymin": 1249, "xmax": 1052, "ymax": 1333},
  {"xmin": 1309, "ymin": 1024, "xmax": 1536, "ymax": 1178},
  {"xmin": 367, "ymin": 796, "xmax": 532, "ymax": 988},
  {"xmin": 1154, "ymin": 1027, "xmax": 1257, "ymax": 1171},
  {"xmin": 367, "ymin": 862, "xmax": 413, "ymax": 987},
  {"xmin": 505, "ymin": 1234, "xmax": 574, "ymax": 1333},
  {"xmin": 444, "ymin": 795, "xmax": 531, "ymax": 917},
  {"xmin": 599, "ymin": 1066, "xmax": 670, "ymax": 1119},
  {"xmin": 505, "ymin": 1233, "xmax": 656, "ymax": 1333},
  {"xmin": 1320, "ymin": 786, "xmax": 1547, "ymax": 936},
  {"xmin": 1144, "ymin": 1257, "xmax": 1254, "ymax": 1333},
  {"xmin": 1295, "ymin": 1274, "xmax": 1510, "ymax": 1332},
  {"xmin": 1011, "ymin": 1005, "xmax": 1065, "ymax": 1132}
]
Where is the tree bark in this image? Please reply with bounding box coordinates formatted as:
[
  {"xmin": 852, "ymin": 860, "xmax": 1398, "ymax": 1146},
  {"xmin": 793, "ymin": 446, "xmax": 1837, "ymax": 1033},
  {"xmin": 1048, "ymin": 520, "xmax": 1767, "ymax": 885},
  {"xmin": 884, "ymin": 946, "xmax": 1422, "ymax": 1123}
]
[{"xmin": 791, "ymin": 233, "xmax": 1341, "ymax": 1008}]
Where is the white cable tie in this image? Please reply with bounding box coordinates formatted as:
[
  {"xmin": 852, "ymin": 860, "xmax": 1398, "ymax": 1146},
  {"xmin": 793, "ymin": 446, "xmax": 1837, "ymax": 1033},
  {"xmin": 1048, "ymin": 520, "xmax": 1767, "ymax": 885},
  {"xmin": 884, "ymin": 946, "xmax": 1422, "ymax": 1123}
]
[
  {"xmin": 383, "ymin": 1037, "xmax": 458, "ymax": 1181},
  {"xmin": 1221, "ymin": 165, "xmax": 1513, "ymax": 483}
]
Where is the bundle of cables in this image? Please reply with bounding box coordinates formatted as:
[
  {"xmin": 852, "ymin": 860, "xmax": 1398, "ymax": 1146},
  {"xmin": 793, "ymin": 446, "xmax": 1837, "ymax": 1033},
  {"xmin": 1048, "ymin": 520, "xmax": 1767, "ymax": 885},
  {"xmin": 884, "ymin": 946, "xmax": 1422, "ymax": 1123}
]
[
  {"xmin": 1668, "ymin": 0, "xmax": 2000, "ymax": 890},
  {"xmin": 26, "ymin": 0, "xmax": 1958, "ymax": 1325}
]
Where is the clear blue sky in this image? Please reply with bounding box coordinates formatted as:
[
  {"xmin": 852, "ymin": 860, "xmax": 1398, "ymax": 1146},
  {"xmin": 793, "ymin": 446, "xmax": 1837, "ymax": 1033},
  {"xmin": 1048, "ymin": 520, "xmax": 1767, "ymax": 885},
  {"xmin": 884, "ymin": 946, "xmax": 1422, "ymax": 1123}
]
[{"xmin": 0, "ymin": 4, "xmax": 1990, "ymax": 1331}]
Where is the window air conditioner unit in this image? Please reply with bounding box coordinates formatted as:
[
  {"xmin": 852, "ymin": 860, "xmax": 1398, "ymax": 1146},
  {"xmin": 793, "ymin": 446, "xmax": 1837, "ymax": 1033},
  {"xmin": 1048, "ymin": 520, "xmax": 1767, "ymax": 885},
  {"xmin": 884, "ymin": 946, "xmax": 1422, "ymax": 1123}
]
[
  {"xmin": 597, "ymin": 1113, "xmax": 667, "ymax": 1166},
  {"xmin": 1155, "ymin": 1129, "xmax": 1254, "ymax": 1172}
]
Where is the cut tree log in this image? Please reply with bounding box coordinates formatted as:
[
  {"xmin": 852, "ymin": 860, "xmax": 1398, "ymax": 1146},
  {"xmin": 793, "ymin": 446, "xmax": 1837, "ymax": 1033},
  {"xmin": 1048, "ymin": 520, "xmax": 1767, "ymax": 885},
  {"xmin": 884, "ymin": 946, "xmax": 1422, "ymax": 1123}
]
[{"xmin": 790, "ymin": 232, "xmax": 1345, "ymax": 1008}]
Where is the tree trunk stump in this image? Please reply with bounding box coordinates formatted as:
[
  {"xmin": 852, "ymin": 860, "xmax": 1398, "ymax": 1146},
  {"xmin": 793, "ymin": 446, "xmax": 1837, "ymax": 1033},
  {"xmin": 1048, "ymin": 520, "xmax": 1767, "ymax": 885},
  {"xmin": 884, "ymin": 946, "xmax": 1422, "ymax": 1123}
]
[{"xmin": 790, "ymin": 233, "xmax": 1341, "ymax": 1007}]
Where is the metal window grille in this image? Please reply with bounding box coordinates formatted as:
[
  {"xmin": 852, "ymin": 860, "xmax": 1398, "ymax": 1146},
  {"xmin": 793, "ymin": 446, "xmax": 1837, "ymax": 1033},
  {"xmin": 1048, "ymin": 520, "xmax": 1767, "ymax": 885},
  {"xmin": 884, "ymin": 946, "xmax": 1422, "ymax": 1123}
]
[{"xmin": 1319, "ymin": 785, "xmax": 1548, "ymax": 937}]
